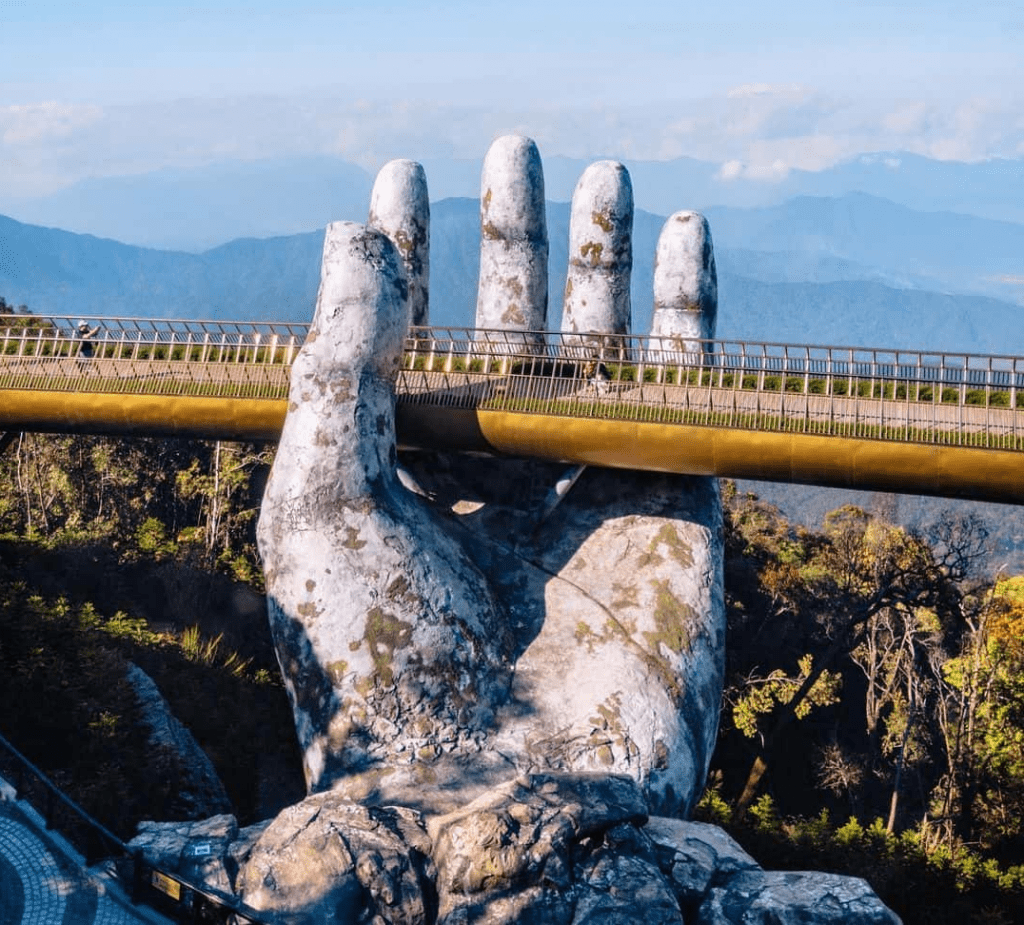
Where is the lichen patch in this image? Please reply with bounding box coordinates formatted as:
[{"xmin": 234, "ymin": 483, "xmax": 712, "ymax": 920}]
[
  {"xmin": 364, "ymin": 607, "xmax": 414, "ymax": 685},
  {"xmin": 646, "ymin": 579, "xmax": 694, "ymax": 656}
]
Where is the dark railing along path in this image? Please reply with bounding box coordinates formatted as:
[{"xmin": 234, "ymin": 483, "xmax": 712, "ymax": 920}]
[{"xmin": 0, "ymin": 730, "xmax": 267, "ymax": 923}]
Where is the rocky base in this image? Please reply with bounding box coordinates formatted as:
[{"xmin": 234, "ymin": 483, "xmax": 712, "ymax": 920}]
[{"xmin": 130, "ymin": 774, "xmax": 900, "ymax": 925}]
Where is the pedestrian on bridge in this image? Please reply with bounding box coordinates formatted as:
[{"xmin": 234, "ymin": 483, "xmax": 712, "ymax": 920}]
[{"xmin": 77, "ymin": 320, "xmax": 99, "ymax": 362}]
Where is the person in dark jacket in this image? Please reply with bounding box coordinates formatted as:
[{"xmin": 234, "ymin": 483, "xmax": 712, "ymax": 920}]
[{"xmin": 77, "ymin": 320, "xmax": 99, "ymax": 359}]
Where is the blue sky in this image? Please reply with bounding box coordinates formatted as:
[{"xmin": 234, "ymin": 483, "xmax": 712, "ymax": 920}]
[{"xmin": 1, "ymin": 0, "xmax": 1022, "ymax": 199}]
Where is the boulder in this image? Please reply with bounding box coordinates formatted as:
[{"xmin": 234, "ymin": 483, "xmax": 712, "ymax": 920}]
[
  {"xmin": 644, "ymin": 816, "xmax": 760, "ymax": 909},
  {"xmin": 695, "ymin": 870, "xmax": 903, "ymax": 925},
  {"xmin": 134, "ymin": 792, "xmax": 902, "ymax": 925},
  {"xmin": 237, "ymin": 792, "xmax": 434, "ymax": 925},
  {"xmin": 125, "ymin": 662, "xmax": 232, "ymax": 819},
  {"xmin": 129, "ymin": 814, "xmax": 240, "ymax": 895}
]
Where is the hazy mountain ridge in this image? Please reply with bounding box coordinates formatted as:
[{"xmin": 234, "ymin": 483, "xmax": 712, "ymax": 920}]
[
  {"xmin": 3, "ymin": 198, "xmax": 1023, "ymax": 355},
  {"xmin": 4, "ymin": 156, "xmax": 374, "ymax": 253},
  {"xmin": 4, "ymin": 150, "xmax": 1023, "ymax": 253},
  {"xmin": 704, "ymin": 193, "xmax": 1024, "ymax": 306}
]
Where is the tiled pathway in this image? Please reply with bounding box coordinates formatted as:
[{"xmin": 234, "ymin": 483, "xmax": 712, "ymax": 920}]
[{"xmin": 0, "ymin": 796, "xmax": 170, "ymax": 925}]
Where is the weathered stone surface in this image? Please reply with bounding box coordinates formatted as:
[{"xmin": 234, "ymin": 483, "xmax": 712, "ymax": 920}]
[
  {"xmin": 134, "ymin": 797, "xmax": 901, "ymax": 925},
  {"xmin": 650, "ymin": 210, "xmax": 718, "ymax": 359},
  {"xmin": 644, "ymin": 816, "xmax": 760, "ymax": 907},
  {"xmin": 429, "ymin": 773, "xmax": 666, "ymax": 925},
  {"xmin": 236, "ymin": 792, "xmax": 434, "ymax": 925},
  {"xmin": 258, "ymin": 206, "xmax": 723, "ymax": 816},
  {"xmin": 256, "ymin": 221, "xmax": 514, "ymax": 808},
  {"xmin": 695, "ymin": 870, "xmax": 903, "ymax": 925},
  {"xmin": 429, "ymin": 774, "xmax": 647, "ymax": 895},
  {"xmin": 474, "ymin": 134, "xmax": 548, "ymax": 345},
  {"xmin": 369, "ymin": 159, "xmax": 430, "ymax": 328},
  {"xmin": 125, "ymin": 662, "xmax": 232, "ymax": 819},
  {"xmin": 572, "ymin": 822, "xmax": 684, "ymax": 925},
  {"xmin": 404, "ymin": 454, "xmax": 725, "ymax": 818},
  {"xmin": 129, "ymin": 814, "xmax": 240, "ymax": 895},
  {"xmin": 562, "ymin": 160, "xmax": 633, "ymax": 344}
]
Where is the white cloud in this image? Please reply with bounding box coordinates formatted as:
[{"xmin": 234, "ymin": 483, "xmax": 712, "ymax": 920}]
[
  {"xmin": 717, "ymin": 159, "xmax": 745, "ymax": 181},
  {"xmin": 726, "ymin": 83, "xmax": 807, "ymax": 100},
  {"xmin": 1, "ymin": 86, "xmax": 1023, "ymax": 203},
  {"xmin": 882, "ymin": 102, "xmax": 932, "ymax": 136},
  {"xmin": 1, "ymin": 101, "xmax": 103, "ymax": 145}
]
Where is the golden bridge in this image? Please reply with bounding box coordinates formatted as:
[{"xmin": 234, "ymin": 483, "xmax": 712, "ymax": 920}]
[{"xmin": 2, "ymin": 314, "xmax": 1023, "ymax": 504}]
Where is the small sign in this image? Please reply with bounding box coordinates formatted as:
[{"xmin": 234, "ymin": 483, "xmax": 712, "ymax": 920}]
[
  {"xmin": 151, "ymin": 870, "xmax": 182, "ymax": 901},
  {"xmin": 188, "ymin": 842, "xmax": 213, "ymax": 857}
]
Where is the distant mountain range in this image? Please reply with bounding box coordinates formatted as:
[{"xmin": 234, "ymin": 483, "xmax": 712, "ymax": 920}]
[
  {"xmin": 2, "ymin": 192, "xmax": 1022, "ymax": 355},
  {"xmin": 3, "ymin": 150, "xmax": 1023, "ymax": 252}
]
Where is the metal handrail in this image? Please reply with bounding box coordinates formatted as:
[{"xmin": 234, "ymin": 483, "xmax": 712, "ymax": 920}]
[
  {"xmin": 397, "ymin": 327, "xmax": 1024, "ymax": 451},
  {"xmin": 3, "ymin": 315, "xmax": 1024, "ymax": 450},
  {"xmin": 0, "ymin": 729, "xmax": 127, "ymax": 863},
  {"xmin": 0, "ymin": 729, "xmax": 269, "ymax": 924}
]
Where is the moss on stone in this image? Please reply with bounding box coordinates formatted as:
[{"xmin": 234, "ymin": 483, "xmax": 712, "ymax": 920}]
[
  {"xmin": 645, "ymin": 579, "xmax": 694, "ymax": 656},
  {"xmin": 611, "ymin": 581, "xmax": 640, "ymax": 612},
  {"xmin": 591, "ymin": 209, "xmax": 614, "ymax": 233},
  {"xmin": 386, "ymin": 574, "xmax": 421, "ymax": 609},
  {"xmin": 354, "ymin": 674, "xmax": 375, "ymax": 697},
  {"xmin": 637, "ymin": 523, "xmax": 694, "ymax": 570},
  {"xmin": 603, "ymin": 618, "xmax": 628, "ymax": 640},
  {"xmin": 364, "ymin": 606, "xmax": 414, "ymax": 685},
  {"xmin": 501, "ymin": 305, "xmax": 525, "ymax": 326},
  {"xmin": 579, "ymin": 241, "xmax": 604, "ymax": 266},
  {"xmin": 326, "ymin": 660, "xmax": 348, "ymax": 684},
  {"xmin": 342, "ymin": 526, "xmax": 366, "ymax": 550},
  {"xmin": 574, "ymin": 620, "xmax": 598, "ymax": 649}
]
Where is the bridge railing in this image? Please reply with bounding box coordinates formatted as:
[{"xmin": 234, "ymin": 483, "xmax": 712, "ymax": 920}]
[
  {"xmin": 400, "ymin": 328, "xmax": 1024, "ymax": 449},
  {"xmin": 0, "ymin": 314, "xmax": 306, "ymax": 399},
  {"xmin": 4, "ymin": 315, "xmax": 1024, "ymax": 449},
  {"xmin": 0, "ymin": 314, "xmax": 306, "ymax": 362}
]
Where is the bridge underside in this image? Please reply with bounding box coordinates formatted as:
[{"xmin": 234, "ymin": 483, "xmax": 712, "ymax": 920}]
[{"xmin": 2, "ymin": 390, "xmax": 1020, "ymax": 505}]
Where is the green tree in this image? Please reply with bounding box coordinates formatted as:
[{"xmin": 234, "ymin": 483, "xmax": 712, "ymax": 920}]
[{"xmin": 724, "ymin": 499, "xmax": 985, "ymax": 818}]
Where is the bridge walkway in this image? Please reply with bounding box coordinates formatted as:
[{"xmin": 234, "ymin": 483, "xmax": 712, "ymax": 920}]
[{"xmin": 2, "ymin": 315, "xmax": 1023, "ymax": 503}]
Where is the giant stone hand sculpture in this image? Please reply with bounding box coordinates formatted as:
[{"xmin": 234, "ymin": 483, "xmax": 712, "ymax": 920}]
[
  {"xmin": 131, "ymin": 136, "xmax": 900, "ymax": 925},
  {"xmin": 257, "ymin": 135, "xmax": 725, "ymax": 817}
]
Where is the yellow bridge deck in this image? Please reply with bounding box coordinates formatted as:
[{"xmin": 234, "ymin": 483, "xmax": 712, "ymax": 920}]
[{"xmin": 2, "ymin": 317, "xmax": 1022, "ymax": 503}]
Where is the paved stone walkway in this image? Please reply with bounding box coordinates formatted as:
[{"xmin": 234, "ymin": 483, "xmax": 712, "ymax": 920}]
[{"xmin": 0, "ymin": 796, "xmax": 171, "ymax": 925}]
